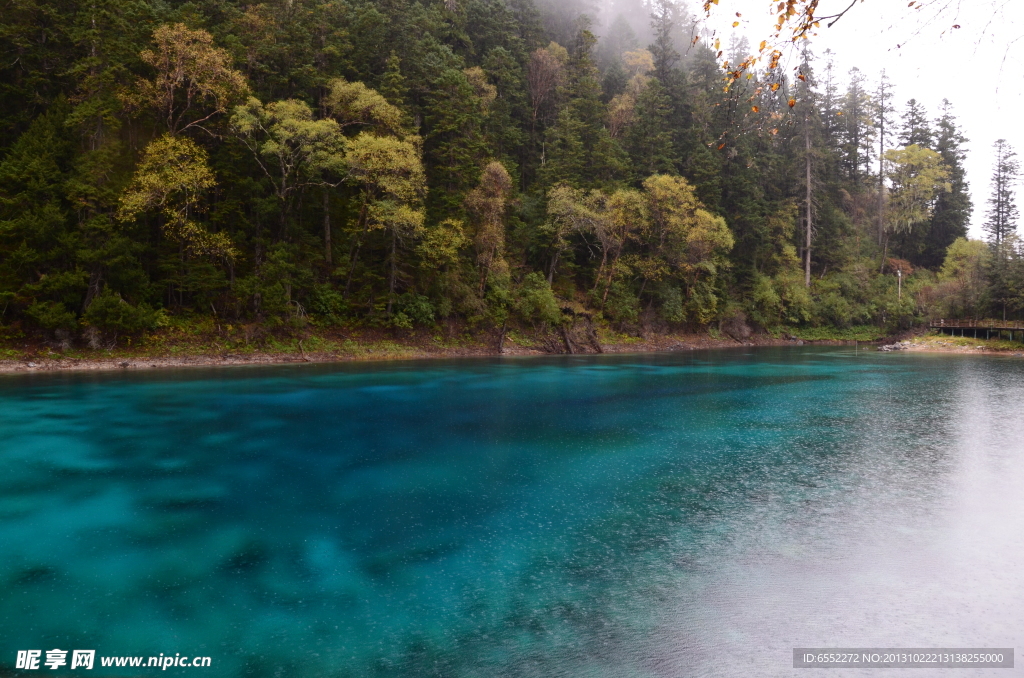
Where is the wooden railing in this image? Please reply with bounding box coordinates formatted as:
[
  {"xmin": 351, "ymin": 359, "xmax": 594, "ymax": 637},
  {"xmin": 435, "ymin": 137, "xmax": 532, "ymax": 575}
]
[{"xmin": 930, "ymin": 319, "xmax": 1024, "ymax": 330}]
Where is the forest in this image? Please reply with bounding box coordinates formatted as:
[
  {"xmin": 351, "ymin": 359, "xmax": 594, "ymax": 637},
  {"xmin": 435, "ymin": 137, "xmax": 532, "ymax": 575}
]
[{"xmin": 0, "ymin": 0, "xmax": 1019, "ymax": 350}]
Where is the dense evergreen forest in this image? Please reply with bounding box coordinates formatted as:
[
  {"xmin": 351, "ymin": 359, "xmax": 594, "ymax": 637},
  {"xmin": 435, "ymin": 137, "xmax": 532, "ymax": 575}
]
[{"xmin": 1, "ymin": 0, "xmax": 1019, "ymax": 348}]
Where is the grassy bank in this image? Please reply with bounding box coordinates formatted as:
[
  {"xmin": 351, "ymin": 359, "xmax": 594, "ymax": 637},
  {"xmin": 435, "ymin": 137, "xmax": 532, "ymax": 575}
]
[
  {"xmin": 908, "ymin": 332, "xmax": 1024, "ymax": 354},
  {"xmin": 1, "ymin": 314, "xmax": 858, "ymax": 373}
]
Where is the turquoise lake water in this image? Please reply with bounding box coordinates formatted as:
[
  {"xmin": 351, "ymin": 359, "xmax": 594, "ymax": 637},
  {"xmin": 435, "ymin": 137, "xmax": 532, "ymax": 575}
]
[{"xmin": 1, "ymin": 348, "xmax": 1023, "ymax": 677}]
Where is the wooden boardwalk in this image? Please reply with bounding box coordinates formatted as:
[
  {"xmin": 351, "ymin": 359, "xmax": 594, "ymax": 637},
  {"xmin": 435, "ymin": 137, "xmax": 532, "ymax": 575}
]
[{"xmin": 930, "ymin": 319, "xmax": 1024, "ymax": 341}]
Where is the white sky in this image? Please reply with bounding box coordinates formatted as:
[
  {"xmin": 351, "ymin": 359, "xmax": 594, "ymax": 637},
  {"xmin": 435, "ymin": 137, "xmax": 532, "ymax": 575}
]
[{"xmin": 697, "ymin": 0, "xmax": 1024, "ymax": 239}]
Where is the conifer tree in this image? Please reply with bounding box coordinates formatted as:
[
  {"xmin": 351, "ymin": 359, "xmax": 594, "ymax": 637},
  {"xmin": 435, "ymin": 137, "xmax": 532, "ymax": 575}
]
[
  {"xmin": 874, "ymin": 72, "xmax": 894, "ymax": 245},
  {"xmin": 921, "ymin": 101, "xmax": 972, "ymax": 268},
  {"xmin": 984, "ymin": 139, "xmax": 1020, "ymax": 246},
  {"xmin": 898, "ymin": 98, "xmax": 933, "ymax": 149},
  {"xmin": 839, "ymin": 68, "xmax": 874, "ymax": 181}
]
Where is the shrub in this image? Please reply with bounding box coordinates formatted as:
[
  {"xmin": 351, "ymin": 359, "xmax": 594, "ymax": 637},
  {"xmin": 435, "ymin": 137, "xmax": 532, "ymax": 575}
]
[
  {"xmin": 395, "ymin": 293, "xmax": 435, "ymax": 326},
  {"xmin": 26, "ymin": 301, "xmax": 77, "ymax": 331},
  {"xmin": 308, "ymin": 284, "xmax": 349, "ymax": 325},
  {"xmin": 514, "ymin": 273, "xmax": 561, "ymax": 326},
  {"xmin": 82, "ymin": 289, "xmax": 161, "ymax": 336},
  {"xmin": 658, "ymin": 285, "xmax": 686, "ymax": 324},
  {"xmin": 602, "ymin": 280, "xmax": 640, "ymax": 325}
]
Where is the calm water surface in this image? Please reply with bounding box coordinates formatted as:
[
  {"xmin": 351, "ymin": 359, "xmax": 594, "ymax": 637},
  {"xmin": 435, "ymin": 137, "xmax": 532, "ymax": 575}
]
[{"xmin": 1, "ymin": 348, "xmax": 1022, "ymax": 677}]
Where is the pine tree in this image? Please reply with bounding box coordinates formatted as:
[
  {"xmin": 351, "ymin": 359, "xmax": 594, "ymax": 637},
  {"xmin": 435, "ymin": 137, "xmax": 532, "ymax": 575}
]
[
  {"xmin": 922, "ymin": 100, "xmax": 972, "ymax": 268},
  {"xmin": 649, "ymin": 0, "xmax": 681, "ymax": 84},
  {"xmin": 794, "ymin": 49, "xmax": 822, "ymax": 286},
  {"xmin": 873, "ymin": 71, "xmax": 895, "ymax": 245},
  {"xmin": 839, "ymin": 68, "xmax": 874, "ymax": 181},
  {"xmin": 623, "ymin": 77, "xmax": 675, "ymax": 177},
  {"xmin": 984, "ymin": 139, "xmax": 1019, "ymax": 246},
  {"xmin": 898, "ymin": 98, "xmax": 933, "ymax": 148},
  {"xmin": 540, "ymin": 23, "xmax": 629, "ymax": 189}
]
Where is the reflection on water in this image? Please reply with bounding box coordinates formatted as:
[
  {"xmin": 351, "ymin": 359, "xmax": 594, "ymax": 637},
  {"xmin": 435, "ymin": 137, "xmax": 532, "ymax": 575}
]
[{"xmin": 1, "ymin": 349, "xmax": 1022, "ymax": 677}]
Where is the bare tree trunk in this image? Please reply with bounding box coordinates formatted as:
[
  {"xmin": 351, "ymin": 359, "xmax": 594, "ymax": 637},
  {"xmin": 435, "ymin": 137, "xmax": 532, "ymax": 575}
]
[
  {"xmin": 386, "ymin": 230, "xmax": 397, "ymax": 317},
  {"xmin": 82, "ymin": 269, "xmax": 102, "ymax": 312},
  {"xmin": 323, "ymin": 190, "xmax": 332, "ymax": 267},
  {"xmin": 601, "ymin": 251, "xmax": 621, "ymax": 307},
  {"xmin": 877, "ymin": 159, "xmax": 885, "ymax": 247},
  {"xmin": 560, "ymin": 325, "xmax": 575, "ymax": 354},
  {"xmin": 497, "ymin": 319, "xmax": 508, "ymax": 352},
  {"xmin": 805, "ymin": 117, "xmax": 813, "ymax": 288},
  {"xmin": 344, "ymin": 203, "xmax": 369, "ymax": 298},
  {"xmin": 548, "ymin": 251, "xmax": 560, "ymax": 285},
  {"xmin": 876, "ymin": 80, "xmax": 888, "ymax": 246},
  {"xmin": 592, "ymin": 249, "xmax": 609, "ymax": 291}
]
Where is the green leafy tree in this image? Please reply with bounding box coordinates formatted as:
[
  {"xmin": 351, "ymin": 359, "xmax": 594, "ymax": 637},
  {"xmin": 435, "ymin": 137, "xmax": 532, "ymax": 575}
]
[
  {"xmin": 231, "ymin": 97, "xmax": 348, "ymax": 235},
  {"xmin": 118, "ymin": 134, "xmax": 235, "ymax": 258},
  {"xmin": 343, "ymin": 132, "xmax": 427, "ymax": 315},
  {"xmin": 937, "ymin": 238, "xmax": 990, "ymax": 318},
  {"xmin": 884, "ymin": 145, "xmax": 951, "ymax": 259}
]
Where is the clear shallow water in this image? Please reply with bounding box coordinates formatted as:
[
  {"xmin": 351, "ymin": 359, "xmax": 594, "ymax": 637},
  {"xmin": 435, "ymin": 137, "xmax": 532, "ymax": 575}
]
[{"xmin": 1, "ymin": 348, "xmax": 1022, "ymax": 677}]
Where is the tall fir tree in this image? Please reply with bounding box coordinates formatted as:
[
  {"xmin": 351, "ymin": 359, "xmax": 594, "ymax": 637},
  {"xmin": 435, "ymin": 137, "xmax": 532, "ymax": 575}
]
[
  {"xmin": 898, "ymin": 98, "xmax": 933, "ymax": 148},
  {"xmin": 984, "ymin": 139, "xmax": 1019, "ymax": 246},
  {"xmin": 873, "ymin": 71, "xmax": 895, "ymax": 245},
  {"xmin": 921, "ymin": 100, "xmax": 971, "ymax": 268},
  {"xmin": 840, "ymin": 68, "xmax": 874, "ymax": 181}
]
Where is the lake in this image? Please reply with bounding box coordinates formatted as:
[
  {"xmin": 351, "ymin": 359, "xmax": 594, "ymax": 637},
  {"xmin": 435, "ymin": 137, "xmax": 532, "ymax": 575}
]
[{"xmin": 1, "ymin": 348, "xmax": 1021, "ymax": 676}]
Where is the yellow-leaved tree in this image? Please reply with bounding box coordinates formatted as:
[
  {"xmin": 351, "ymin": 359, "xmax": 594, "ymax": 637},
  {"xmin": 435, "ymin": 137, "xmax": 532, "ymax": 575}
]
[
  {"xmin": 118, "ymin": 135, "xmax": 235, "ymax": 259},
  {"xmin": 119, "ymin": 24, "xmax": 248, "ymax": 259},
  {"xmin": 230, "ymin": 97, "xmax": 348, "ymax": 237},
  {"xmin": 883, "ymin": 144, "xmax": 951, "ymax": 260},
  {"xmin": 642, "ymin": 175, "xmax": 734, "ymax": 324},
  {"xmin": 125, "ymin": 23, "xmax": 249, "ymax": 136},
  {"xmin": 465, "ymin": 161, "xmax": 514, "ymax": 295}
]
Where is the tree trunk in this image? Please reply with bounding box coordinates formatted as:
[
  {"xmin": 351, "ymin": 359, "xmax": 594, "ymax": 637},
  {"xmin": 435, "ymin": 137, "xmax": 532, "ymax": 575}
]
[
  {"xmin": 387, "ymin": 229, "xmax": 397, "ymax": 317},
  {"xmin": 878, "ymin": 114, "xmax": 885, "ymax": 246},
  {"xmin": 805, "ymin": 115, "xmax": 813, "ymax": 288},
  {"xmin": 497, "ymin": 319, "xmax": 508, "ymax": 353},
  {"xmin": 601, "ymin": 251, "xmax": 621, "ymax": 307},
  {"xmin": 548, "ymin": 251, "xmax": 560, "ymax": 285},
  {"xmin": 343, "ymin": 203, "xmax": 369, "ymax": 298},
  {"xmin": 593, "ymin": 249, "xmax": 609, "ymax": 291},
  {"xmin": 560, "ymin": 325, "xmax": 575, "ymax": 354},
  {"xmin": 323, "ymin": 190, "xmax": 332, "ymax": 267}
]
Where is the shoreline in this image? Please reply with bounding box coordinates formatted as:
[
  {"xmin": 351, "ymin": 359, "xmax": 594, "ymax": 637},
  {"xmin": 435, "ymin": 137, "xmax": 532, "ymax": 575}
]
[
  {"xmin": 5, "ymin": 331, "xmax": 1021, "ymax": 375},
  {"xmin": 0, "ymin": 332, "xmax": 839, "ymax": 374},
  {"xmin": 898, "ymin": 337, "xmax": 1024, "ymax": 358}
]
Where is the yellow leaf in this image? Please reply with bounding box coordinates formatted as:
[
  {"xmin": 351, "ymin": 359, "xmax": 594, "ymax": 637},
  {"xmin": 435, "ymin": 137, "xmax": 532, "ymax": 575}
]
[
  {"xmin": 751, "ymin": 105, "xmax": 759, "ymax": 113},
  {"xmin": 759, "ymin": 40, "xmax": 767, "ymax": 51},
  {"xmin": 732, "ymin": 21, "xmax": 740, "ymax": 27}
]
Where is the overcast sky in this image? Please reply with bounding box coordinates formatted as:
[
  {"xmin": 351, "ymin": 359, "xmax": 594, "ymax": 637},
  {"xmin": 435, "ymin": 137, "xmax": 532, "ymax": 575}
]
[{"xmin": 690, "ymin": 0, "xmax": 1024, "ymax": 239}]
